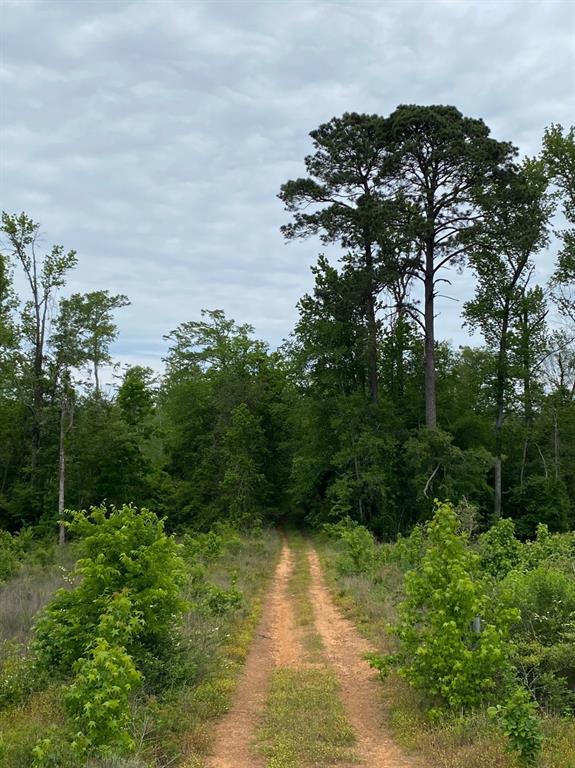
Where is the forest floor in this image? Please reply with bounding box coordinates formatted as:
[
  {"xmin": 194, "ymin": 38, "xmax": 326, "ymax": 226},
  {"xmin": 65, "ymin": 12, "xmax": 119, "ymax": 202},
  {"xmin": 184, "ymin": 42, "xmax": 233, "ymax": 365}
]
[{"xmin": 205, "ymin": 534, "xmax": 420, "ymax": 768}]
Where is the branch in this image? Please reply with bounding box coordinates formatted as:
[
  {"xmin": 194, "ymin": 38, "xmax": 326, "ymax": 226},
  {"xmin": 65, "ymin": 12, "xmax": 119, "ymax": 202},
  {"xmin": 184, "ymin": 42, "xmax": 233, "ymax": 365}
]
[{"xmin": 423, "ymin": 464, "xmax": 440, "ymax": 498}]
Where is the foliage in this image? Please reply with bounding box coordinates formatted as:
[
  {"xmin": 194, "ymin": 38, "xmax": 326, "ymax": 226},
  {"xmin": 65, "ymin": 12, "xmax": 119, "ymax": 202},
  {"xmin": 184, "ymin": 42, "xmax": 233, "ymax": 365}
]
[
  {"xmin": 510, "ymin": 477, "xmax": 573, "ymax": 536},
  {"xmin": 391, "ymin": 501, "xmax": 518, "ymax": 712},
  {"xmin": 33, "ymin": 505, "xmax": 187, "ymax": 683},
  {"xmin": 488, "ymin": 687, "xmax": 543, "ymax": 766},
  {"xmin": 63, "ymin": 593, "xmax": 142, "ymax": 758},
  {"xmin": 323, "ymin": 516, "xmax": 378, "ymax": 575},
  {"xmin": 500, "ymin": 563, "xmax": 575, "ymax": 715},
  {"xmin": 0, "ymin": 530, "xmax": 20, "ymax": 583},
  {"xmin": 477, "ymin": 518, "xmax": 522, "ymax": 578}
]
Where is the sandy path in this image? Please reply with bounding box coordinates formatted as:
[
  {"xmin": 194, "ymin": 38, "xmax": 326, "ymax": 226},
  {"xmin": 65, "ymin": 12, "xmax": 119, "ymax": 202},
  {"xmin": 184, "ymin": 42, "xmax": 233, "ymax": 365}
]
[
  {"xmin": 206, "ymin": 539, "xmax": 420, "ymax": 768},
  {"xmin": 205, "ymin": 541, "xmax": 302, "ymax": 768},
  {"xmin": 307, "ymin": 548, "xmax": 421, "ymax": 768}
]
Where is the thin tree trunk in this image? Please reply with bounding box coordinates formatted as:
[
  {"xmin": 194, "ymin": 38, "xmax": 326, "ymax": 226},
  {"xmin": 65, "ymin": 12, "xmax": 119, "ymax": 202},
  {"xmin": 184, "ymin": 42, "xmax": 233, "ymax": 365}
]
[
  {"xmin": 58, "ymin": 392, "xmax": 73, "ymax": 545},
  {"xmin": 94, "ymin": 359, "xmax": 100, "ymax": 394},
  {"xmin": 493, "ymin": 304, "xmax": 511, "ymax": 518},
  {"xmin": 364, "ymin": 243, "xmax": 379, "ymax": 404},
  {"xmin": 493, "ymin": 456, "xmax": 503, "ymax": 519},
  {"xmin": 58, "ymin": 401, "xmax": 66, "ymax": 545},
  {"xmin": 424, "ymin": 241, "xmax": 437, "ymax": 428},
  {"xmin": 553, "ymin": 407, "xmax": 560, "ymax": 481}
]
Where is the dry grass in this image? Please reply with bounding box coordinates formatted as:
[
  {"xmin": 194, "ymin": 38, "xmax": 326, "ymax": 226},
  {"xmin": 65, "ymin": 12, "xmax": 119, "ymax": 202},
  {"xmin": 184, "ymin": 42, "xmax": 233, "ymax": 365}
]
[{"xmin": 0, "ymin": 543, "xmax": 78, "ymax": 648}]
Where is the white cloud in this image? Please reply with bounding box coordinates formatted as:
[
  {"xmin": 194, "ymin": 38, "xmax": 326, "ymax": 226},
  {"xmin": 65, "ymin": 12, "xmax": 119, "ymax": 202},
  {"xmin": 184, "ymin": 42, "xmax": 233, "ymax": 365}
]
[{"xmin": 1, "ymin": 0, "xmax": 574, "ymax": 372}]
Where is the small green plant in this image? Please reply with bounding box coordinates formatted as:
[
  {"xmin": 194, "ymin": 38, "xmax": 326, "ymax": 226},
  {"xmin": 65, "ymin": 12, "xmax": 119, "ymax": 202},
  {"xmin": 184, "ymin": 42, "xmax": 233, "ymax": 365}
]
[
  {"xmin": 0, "ymin": 530, "xmax": 20, "ymax": 583},
  {"xmin": 488, "ymin": 687, "xmax": 543, "ymax": 766},
  {"xmin": 0, "ymin": 643, "xmax": 49, "ymax": 709},
  {"xmin": 324, "ymin": 517, "xmax": 377, "ymax": 575},
  {"xmin": 65, "ymin": 638, "xmax": 141, "ymax": 758},
  {"xmin": 382, "ymin": 525, "xmax": 425, "ymax": 570},
  {"xmin": 391, "ymin": 501, "xmax": 518, "ymax": 711}
]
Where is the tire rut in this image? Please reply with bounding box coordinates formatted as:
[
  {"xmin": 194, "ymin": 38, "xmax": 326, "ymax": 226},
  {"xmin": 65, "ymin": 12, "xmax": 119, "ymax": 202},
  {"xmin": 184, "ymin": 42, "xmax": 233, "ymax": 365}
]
[
  {"xmin": 307, "ymin": 547, "xmax": 423, "ymax": 768},
  {"xmin": 205, "ymin": 541, "xmax": 303, "ymax": 767}
]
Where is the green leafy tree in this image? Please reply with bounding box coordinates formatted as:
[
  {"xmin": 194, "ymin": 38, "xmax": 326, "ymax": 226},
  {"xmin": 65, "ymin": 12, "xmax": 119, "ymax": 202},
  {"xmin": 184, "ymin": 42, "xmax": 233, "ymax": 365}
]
[
  {"xmin": 464, "ymin": 161, "xmax": 552, "ymax": 516},
  {"xmin": 117, "ymin": 365, "xmax": 155, "ymax": 427},
  {"xmin": 279, "ymin": 112, "xmax": 393, "ymax": 403},
  {"xmin": 543, "ymin": 124, "xmax": 575, "ymax": 324},
  {"xmin": 220, "ymin": 403, "xmax": 268, "ymax": 527},
  {"xmin": 1, "ymin": 212, "xmax": 77, "ymax": 483},
  {"xmin": 386, "ymin": 105, "xmax": 517, "ymax": 427},
  {"xmin": 56, "ymin": 290, "xmax": 130, "ymax": 393}
]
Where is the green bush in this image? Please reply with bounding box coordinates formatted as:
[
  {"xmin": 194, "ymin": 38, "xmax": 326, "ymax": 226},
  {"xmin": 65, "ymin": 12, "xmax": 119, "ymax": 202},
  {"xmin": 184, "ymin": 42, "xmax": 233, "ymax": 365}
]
[
  {"xmin": 511, "ymin": 477, "xmax": 573, "ymax": 537},
  {"xmin": 391, "ymin": 501, "xmax": 518, "ymax": 712},
  {"xmin": 500, "ymin": 564, "xmax": 575, "ymax": 714},
  {"xmin": 488, "ymin": 687, "xmax": 543, "ymax": 766},
  {"xmin": 477, "ymin": 518, "xmax": 522, "ymax": 578},
  {"xmin": 0, "ymin": 644, "xmax": 49, "ymax": 710},
  {"xmin": 382, "ymin": 525, "xmax": 425, "ymax": 571},
  {"xmin": 182, "ymin": 524, "xmax": 241, "ymax": 565},
  {"xmin": 520, "ymin": 523, "xmax": 575, "ymax": 571},
  {"xmin": 33, "ymin": 504, "xmax": 187, "ymax": 683},
  {"xmin": 324, "ymin": 517, "xmax": 377, "ymax": 575},
  {"xmin": 63, "ymin": 594, "xmax": 142, "ymax": 759}
]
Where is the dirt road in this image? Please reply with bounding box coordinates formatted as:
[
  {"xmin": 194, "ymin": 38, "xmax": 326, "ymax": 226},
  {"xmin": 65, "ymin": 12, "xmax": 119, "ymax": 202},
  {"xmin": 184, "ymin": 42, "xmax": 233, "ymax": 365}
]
[{"xmin": 206, "ymin": 538, "xmax": 419, "ymax": 768}]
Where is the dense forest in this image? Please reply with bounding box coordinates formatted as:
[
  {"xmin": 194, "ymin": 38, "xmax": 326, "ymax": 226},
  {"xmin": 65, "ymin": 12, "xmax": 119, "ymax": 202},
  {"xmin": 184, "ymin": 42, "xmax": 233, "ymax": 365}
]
[
  {"xmin": 1, "ymin": 106, "xmax": 574, "ymax": 538},
  {"xmin": 1, "ymin": 105, "xmax": 575, "ymax": 768}
]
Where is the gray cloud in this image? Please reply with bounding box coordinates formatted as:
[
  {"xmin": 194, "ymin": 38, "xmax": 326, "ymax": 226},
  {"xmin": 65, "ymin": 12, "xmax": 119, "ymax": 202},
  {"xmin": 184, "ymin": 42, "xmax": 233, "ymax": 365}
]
[{"xmin": 1, "ymin": 0, "xmax": 574, "ymax": 378}]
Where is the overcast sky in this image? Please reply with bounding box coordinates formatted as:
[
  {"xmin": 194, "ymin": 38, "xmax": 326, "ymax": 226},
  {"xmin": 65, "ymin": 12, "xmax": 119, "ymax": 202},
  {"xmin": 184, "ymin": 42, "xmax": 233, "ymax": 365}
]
[{"xmin": 1, "ymin": 0, "xmax": 574, "ymax": 380}]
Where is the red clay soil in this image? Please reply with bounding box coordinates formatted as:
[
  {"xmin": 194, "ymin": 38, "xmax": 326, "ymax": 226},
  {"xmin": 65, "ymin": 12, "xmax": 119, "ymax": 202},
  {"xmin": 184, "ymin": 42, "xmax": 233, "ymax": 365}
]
[
  {"xmin": 307, "ymin": 548, "xmax": 422, "ymax": 768},
  {"xmin": 205, "ymin": 541, "xmax": 421, "ymax": 768},
  {"xmin": 205, "ymin": 542, "xmax": 301, "ymax": 768}
]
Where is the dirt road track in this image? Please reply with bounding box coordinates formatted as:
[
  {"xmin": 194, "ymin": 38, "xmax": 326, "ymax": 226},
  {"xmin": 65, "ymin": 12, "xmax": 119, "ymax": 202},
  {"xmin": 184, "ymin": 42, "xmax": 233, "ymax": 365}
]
[
  {"xmin": 204, "ymin": 543, "xmax": 295, "ymax": 768},
  {"xmin": 205, "ymin": 540, "xmax": 420, "ymax": 768},
  {"xmin": 307, "ymin": 548, "xmax": 421, "ymax": 768}
]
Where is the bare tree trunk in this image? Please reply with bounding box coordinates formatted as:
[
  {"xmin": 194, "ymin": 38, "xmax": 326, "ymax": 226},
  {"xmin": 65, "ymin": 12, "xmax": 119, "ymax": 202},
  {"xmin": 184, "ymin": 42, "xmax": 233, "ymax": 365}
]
[
  {"xmin": 493, "ymin": 456, "xmax": 503, "ymax": 519},
  {"xmin": 364, "ymin": 242, "xmax": 379, "ymax": 404},
  {"xmin": 493, "ymin": 304, "xmax": 511, "ymax": 519},
  {"xmin": 58, "ymin": 401, "xmax": 66, "ymax": 545},
  {"xmin": 58, "ymin": 393, "xmax": 73, "ymax": 545},
  {"xmin": 553, "ymin": 407, "xmax": 560, "ymax": 481},
  {"xmin": 93, "ymin": 359, "xmax": 100, "ymax": 395},
  {"xmin": 424, "ymin": 241, "xmax": 437, "ymax": 428}
]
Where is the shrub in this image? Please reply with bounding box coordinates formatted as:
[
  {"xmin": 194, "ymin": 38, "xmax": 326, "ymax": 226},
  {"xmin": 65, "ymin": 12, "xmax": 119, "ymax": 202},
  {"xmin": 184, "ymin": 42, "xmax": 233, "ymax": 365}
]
[
  {"xmin": 0, "ymin": 644, "xmax": 49, "ymax": 710},
  {"xmin": 33, "ymin": 504, "xmax": 187, "ymax": 683},
  {"xmin": 324, "ymin": 517, "xmax": 377, "ymax": 575},
  {"xmin": 500, "ymin": 564, "xmax": 575, "ymax": 714},
  {"xmin": 520, "ymin": 524, "xmax": 575, "ymax": 571},
  {"xmin": 488, "ymin": 687, "xmax": 543, "ymax": 766},
  {"xmin": 511, "ymin": 477, "xmax": 573, "ymax": 537},
  {"xmin": 182, "ymin": 524, "xmax": 241, "ymax": 565},
  {"xmin": 0, "ymin": 531, "xmax": 20, "ymax": 583},
  {"xmin": 63, "ymin": 594, "xmax": 142, "ymax": 759},
  {"xmin": 477, "ymin": 518, "xmax": 522, "ymax": 579},
  {"xmin": 390, "ymin": 501, "xmax": 518, "ymax": 712},
  {"xmin": 382, "ymin": 525, "xmax": 425, "ymax": 571}
]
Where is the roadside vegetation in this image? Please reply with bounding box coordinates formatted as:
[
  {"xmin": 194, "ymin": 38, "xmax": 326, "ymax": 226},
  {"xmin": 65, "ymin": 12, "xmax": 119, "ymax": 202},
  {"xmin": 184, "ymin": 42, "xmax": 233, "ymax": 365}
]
[
  {"xmin": 0, "ymin": 508, "xmax": 280, "ymax": 767},
  {"xmin": 319, "ymin": 505, "xmax": 575, "ymax": 768},
  {"xmin": 0, "ymin": 107, "xmax": 574, "ymax": 766}
]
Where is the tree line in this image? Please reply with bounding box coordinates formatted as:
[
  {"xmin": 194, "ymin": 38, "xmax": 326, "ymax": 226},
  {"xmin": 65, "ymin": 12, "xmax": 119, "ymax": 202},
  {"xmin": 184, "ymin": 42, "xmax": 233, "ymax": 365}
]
[{"xmin": 1, "ymin": 105, "xmax": 574, "ymax": 538}]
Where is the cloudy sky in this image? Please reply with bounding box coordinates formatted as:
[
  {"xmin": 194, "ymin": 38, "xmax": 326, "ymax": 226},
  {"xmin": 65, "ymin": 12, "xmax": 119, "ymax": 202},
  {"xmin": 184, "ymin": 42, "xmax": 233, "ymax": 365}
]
[{"xmin": 2, "ymin": 0, "xmax": 574, "ymax": 378}]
